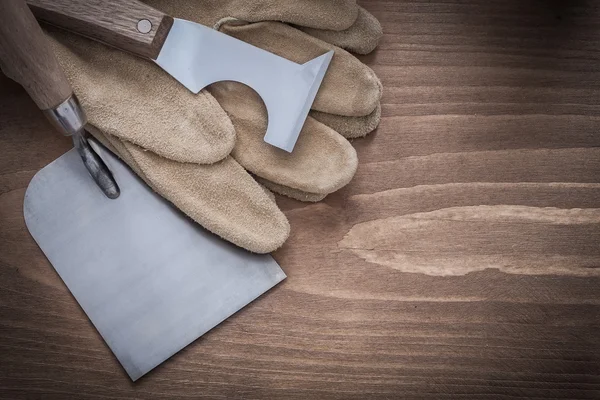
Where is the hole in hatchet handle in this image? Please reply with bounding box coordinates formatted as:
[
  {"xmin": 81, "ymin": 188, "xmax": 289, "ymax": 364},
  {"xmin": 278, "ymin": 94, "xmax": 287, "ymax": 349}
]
[{"xmin": 27, "ymin": 0, "xmax": 174, "ymax": 60}]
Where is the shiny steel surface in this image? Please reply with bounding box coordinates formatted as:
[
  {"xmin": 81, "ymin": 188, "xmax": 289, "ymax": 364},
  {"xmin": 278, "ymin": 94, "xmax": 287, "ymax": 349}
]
[
  {"xmin": 155, "ymin": 19, "xmax": 333, "ymax": 152},
  {"xmin": 23, "ymin": 142, "xmax": 286, "ymax": 381},
  {"xmin": 72, "ymin": 132, "xmax": 120, "ymax": 199},
  {"xmin": 43, "ymin": 94, "xmax": 86, "ymax": 136},
  {"xmin": 43, "ymin": 95, "xmax": 120, "ymax": 198}
]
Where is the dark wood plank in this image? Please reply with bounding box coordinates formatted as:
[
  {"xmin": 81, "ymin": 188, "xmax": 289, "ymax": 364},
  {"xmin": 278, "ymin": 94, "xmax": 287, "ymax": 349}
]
[{"xmin": 1, "ymin": 0, "xmax": 599, "ymax": 398}]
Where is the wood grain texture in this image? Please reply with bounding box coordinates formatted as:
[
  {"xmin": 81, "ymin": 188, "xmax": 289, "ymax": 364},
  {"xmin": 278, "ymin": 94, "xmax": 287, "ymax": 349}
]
[
  {"xmin": 27, "ymin": 0, "xmax": 174, "ymax": 60},
  {"xmin": 0, "ymin": 0, "xmax": 72, "ymax": 110},
  {"xmin": 1, "ymin": 0, "xmax": 600, "ymax": 398}
]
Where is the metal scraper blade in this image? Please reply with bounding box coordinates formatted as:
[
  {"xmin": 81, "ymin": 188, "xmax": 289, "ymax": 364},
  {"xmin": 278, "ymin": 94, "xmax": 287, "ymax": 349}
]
[
  {"xmin": 155, "ymin": 19, "xmax": 334, "ymax": 153},
  {"xmin": 23, "ymin": 141, "xmax": 286, "ymax": 381}
]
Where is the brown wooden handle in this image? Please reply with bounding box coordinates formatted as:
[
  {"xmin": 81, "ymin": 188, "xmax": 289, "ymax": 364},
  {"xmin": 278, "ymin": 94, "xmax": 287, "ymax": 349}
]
[
  {"xmin": 0, "ymin": 0, "xmax": 72, "ymax": 110},
  {"xmin": 27, "ymin": 0, "xmax": 174, "ymax": 60}
]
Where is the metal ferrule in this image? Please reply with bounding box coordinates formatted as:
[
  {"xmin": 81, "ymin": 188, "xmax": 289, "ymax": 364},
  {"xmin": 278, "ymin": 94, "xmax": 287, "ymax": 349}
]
[
  {"xmin": 43, "ymin": 94, "xmax": 86, "ymax": 136},
  {"xmin": 42, "ymin": 94, "xmax": 120, "ymax": 199},
  {"xmin": 73, "ymin": 131, "xmax": 120, "ymax": 199}
]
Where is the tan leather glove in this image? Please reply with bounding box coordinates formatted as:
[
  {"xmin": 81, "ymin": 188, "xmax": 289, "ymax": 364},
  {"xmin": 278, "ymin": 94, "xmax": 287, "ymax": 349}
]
[
  {"xmin": 46, "ymin": 0, "xmax": 382, "ymax": 253},
  {"xmin": 146, "ymin": 0, "xmax": 383, "ymax": 200}
]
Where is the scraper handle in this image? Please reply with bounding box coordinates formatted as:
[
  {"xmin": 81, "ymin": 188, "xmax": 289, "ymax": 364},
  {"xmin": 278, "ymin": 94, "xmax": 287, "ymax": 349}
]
[
  {"xmin": 0, "ymin": 0, "xmax": 120, "ymax": 199},
  {"xmin": 27, "ymin": 0, "xmax": 174, "ymax": 60},
  {"xmin": 0, "ymin": 0, "xmax": 72, "ymax": 110}
]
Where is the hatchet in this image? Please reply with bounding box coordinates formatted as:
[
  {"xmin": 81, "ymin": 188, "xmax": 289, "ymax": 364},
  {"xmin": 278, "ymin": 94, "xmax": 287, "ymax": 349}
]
[{"xmin": 27, "ymin": 0, "xmax": 334, "ymax": 152}]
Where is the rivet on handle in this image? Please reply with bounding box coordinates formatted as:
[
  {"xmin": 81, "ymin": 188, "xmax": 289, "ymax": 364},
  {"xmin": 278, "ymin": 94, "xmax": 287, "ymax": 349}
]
[{"xmin": 137, "ymin": 19, "xmax": 152, "ymax": 33}]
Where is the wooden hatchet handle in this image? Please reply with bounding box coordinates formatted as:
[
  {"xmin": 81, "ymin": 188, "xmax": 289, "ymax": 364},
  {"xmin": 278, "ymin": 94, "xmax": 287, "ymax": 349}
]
[
  {"xmin": 27, "ymin": 0, "xmax": 174, "ymax": 60},
  {"xmin": 0, "ymin": 0, "xmax": 72, "ymax": 110}
]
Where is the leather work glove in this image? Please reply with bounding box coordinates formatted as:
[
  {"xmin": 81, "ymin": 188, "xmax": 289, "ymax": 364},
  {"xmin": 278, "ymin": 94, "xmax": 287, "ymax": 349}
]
[{"xmin": 46, "ymin": 0, "xmax": 383, "ymax": 254}]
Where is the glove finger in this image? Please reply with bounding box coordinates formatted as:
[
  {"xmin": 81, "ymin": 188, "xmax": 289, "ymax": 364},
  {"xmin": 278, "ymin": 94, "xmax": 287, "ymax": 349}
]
[
  {"xmin": 88, "ymin": 127, "xmax": 290, "ymax": 254},
  {"xmin": 47, "ymin": 29, "xmax": 235, "ymax": 165},
  {"xmin": 145, "ymin": 0, "xmax": 359, "ymax": 31},
  {"xmin": 257, "ymin": 178, "xmax": 328, "ymax": 203},
  {"xmin": 300, "ymin": 7, "xmax": 383, "ymax": 55},
  {"xmin": 210, "ymin": 82, "xmax": 358, "ymax": 196},
  {"xmin": 218, "ymin": 21, "xmax": 382, "ymax": 118},
  {"xmin": 311, "ymin": 103, "xmax": 382, "ymax": 139}
]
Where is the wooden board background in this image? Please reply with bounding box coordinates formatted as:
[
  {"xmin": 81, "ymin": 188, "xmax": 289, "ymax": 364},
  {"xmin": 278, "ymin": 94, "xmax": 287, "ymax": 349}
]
[{"xmin": 1, "ymin": 0, "xmax": 599, "ymax": 398}]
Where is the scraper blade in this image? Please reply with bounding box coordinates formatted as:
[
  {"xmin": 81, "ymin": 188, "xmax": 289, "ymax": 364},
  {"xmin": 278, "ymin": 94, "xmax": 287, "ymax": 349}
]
[
  {"xmin": 155, "ymin": 19, "xmax": 334, "ymax": 152},
  {"xmin": 23, "ymin": 141, "xmax": 286, "ymax": 381},
  {"xmin": 26, "ymin": 0, "xmax": 334, "ymax": 153}
]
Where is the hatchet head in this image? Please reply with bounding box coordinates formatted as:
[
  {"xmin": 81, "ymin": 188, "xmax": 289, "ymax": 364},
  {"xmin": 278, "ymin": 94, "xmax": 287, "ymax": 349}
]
[{"xmin": 155, "ymin": 19, "xmax": 334, "ymax": 153}]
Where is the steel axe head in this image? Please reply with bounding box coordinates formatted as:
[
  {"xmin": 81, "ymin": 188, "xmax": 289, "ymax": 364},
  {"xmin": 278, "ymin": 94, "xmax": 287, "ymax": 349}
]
[{"xmin": 155, "ymin": 19, "xmax": 334, "ymax": 153}]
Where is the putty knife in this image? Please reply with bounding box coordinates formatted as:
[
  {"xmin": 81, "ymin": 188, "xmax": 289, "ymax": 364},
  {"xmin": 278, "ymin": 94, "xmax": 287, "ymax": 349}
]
[
  {"xmin": 1, "ymin": 1, "xmax": 287, "ymax": 381},
  {"xmin": 27, "ymin": 0, "xmax": 334, "ymax": 153},
  {"xmin": 24, "ymin": 142, "xmax": 286, "ymax": 381}
]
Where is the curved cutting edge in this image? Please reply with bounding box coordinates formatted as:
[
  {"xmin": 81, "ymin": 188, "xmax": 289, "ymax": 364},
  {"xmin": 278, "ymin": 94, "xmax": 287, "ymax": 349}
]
[{"xmin": 155, "ymin": 19, "xmax": 334, "ymax": 152}]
